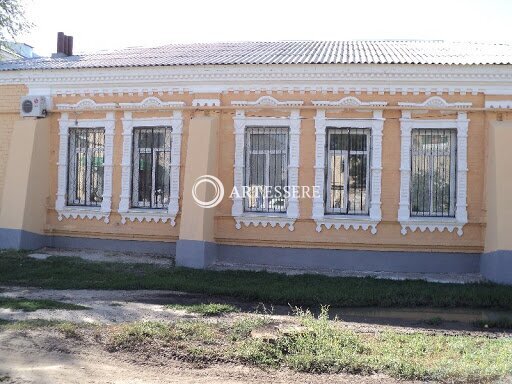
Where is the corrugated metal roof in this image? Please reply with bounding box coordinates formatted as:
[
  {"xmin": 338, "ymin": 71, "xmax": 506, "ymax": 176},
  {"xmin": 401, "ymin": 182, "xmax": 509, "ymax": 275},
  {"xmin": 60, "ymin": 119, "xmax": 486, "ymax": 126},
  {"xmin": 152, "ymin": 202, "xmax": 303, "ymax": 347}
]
[{"xmin": 1, "ymin": 40, "xmax": 512, "ymax": 71}]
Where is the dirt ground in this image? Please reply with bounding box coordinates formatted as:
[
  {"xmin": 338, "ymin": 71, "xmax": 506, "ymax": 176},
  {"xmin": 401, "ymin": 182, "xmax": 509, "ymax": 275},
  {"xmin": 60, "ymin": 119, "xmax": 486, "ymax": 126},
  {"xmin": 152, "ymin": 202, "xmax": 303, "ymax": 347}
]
[
  {"xmin": 0, "ymin": 327, "xmax": 417, "ymax": 384},
  {"xmin": 0, "ymin": 286, "xmax": 508, "ymax": 384}
]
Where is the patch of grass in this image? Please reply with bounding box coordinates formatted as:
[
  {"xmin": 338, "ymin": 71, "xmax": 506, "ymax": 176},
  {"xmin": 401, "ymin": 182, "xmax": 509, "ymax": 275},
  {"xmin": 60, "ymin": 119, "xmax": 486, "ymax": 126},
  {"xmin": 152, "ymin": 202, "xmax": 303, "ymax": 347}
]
[
  {"xmin": 108, "ymin": 320, "xmax": 218, "ymax": 351},
  {"xmin": 474, "ymin": 317, "xmax": 512, "ymax": 330},
  {"xmin": 0, "ymin": 375, "xmax": 10, "ymax": 382},
  {"xmin": 102, "ymin": 309, "xmax": 512, "ymax": 383},
  {"xmin": 0, "ymin": 318, "xmax": 81, "ymax": 331},
  {"xmin": 2, "ymin": 251, "xmax": 512, "ymax": 309},
  {"xmin": 166, "ymin": 303, "xmax": 238, "ymax": 316},
  {"xmin": 0, "ymin": 297, "xmax": 88, "ymax": 312},
  {"xmin": 424, "ymin": 316, "xmax": 443, "ymax": 326}
]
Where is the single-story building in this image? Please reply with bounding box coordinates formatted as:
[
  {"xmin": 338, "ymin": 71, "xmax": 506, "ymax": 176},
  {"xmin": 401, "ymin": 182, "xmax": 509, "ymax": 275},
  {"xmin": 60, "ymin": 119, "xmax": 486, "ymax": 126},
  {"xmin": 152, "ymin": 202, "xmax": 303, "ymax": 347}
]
[{"xmin": 0, "ymin": 39, "xmax": 511, "ymax": 284}]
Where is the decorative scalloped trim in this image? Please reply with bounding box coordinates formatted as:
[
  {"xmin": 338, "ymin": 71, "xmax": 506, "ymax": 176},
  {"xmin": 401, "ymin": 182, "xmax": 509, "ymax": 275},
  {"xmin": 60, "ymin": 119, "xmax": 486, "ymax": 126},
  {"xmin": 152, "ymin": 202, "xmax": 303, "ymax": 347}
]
[
  {"xmin": 119, "ymin": 97, "xmax": 185, "ymax": 109},
  {"xmin": 234, "ymin": 216, "xmax": 296, "ymax": 231},
  {"xmin": 57, "ymin": 209, "xmax": 110, "ymax": 224},
  {"xmin": 314, "ymin": 219, "xmax": 379, "ymax": 234},
  {"xmin": 312, "ymin": 96, "xmax": 387, "ymax": 107},
  {"xmin": 192, "ymin": 98, "xmax": 220, "ymax": 107},
  {"xmin": 56, "ymin": 98, "xmax": 116, "ymax": 111},
  {"xmin": 398, "ymin": 96, "xmax": 472, "ymax": 109},
  {"xmin": 120, "ymin": 211, "xmax": 176, "ymax": 226},
  {"xmin": 400, "ymin": 221, "xmax": 464, "ymax": 236},
  {"xmin": 485, "ymin": 100, "xmax": 512, "ymax": 109},
  {"xmin": 232, "ymin": 96, "xmax": 303, "ymax": 107}
]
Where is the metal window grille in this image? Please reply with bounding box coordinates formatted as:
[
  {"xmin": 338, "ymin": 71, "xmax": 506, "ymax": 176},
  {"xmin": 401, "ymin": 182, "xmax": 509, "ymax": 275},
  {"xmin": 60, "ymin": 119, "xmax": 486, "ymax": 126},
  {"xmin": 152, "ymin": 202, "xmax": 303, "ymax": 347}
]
[
  {"xmin": 325, "ymin": 128, "xmax": 370, "ymax": 215},
  {"xmin": 131, "ymin": 126, "xmax": 172, "ymax": 209},
  {"xmin": 410, "ymin": 128, "xmax": 457, "ymax": 217},
  {"xmin": 244, "ymin": 127, "xmax": 289, "ymax": 213},
  {"xmin": 67, "ymin": 128, "xmax": 105, "ymax": 206}
]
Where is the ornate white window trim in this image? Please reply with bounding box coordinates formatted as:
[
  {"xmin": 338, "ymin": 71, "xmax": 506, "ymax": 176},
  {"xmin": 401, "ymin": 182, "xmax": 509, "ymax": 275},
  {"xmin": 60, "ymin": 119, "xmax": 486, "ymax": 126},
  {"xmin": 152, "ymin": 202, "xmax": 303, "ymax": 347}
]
[
  {"xmin": 232, "ymin": 96, "xmax": 303, "ymax": 108},
  {"xmin": 231, "ymin": 106, "xmax": 302, "ymax": 231},
  {"xmin": 55, "ymin": 112, "xmax": 115, "ymax": 223},
  {"xmin": 398, "ymin": 96, "xmax": 472, "ymax": 111},
  {"xmin": 56, "ymin": 98, "xmax": 116, "ymax": 111},
  {"xmin": 119, "ymin": 96, "xmax": 185, "ymax": 110},
  {"xmin": 119, "ymin": 112, "xmax": 183, "ymax": 225},
  {"xmin": 312, "ymin": 98, "xmax": 386, "ymax": 234},
  {"xmin": 398, "ymin": 98, "xmax": 470, "ymax": 236}
]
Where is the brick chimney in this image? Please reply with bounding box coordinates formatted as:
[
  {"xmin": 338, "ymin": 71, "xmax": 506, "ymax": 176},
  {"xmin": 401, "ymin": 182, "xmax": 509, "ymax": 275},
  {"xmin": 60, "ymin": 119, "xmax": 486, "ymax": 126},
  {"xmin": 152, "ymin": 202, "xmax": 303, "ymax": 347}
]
[{"xmin": 52, "ymin": 32, "xmax": 74, "ymax": 57}]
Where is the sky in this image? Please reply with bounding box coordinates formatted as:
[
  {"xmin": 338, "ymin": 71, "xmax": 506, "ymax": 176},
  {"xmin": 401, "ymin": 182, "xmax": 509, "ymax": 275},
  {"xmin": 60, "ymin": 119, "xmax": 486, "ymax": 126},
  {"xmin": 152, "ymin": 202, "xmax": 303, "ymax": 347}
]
[{"xmin": 14, "ymin": 0, "xmax": 512, "ymax": 56}]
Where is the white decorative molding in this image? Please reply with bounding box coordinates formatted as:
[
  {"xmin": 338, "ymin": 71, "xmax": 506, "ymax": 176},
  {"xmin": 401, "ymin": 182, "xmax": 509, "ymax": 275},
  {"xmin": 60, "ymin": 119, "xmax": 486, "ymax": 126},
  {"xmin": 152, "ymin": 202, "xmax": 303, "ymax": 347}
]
[
  {"xmin": 312, "ymin": 101, "xmax": 386, "ymax": 234},
  {"xmin": 313, "ymin": 217, "xmax": 381, "ymax": 234},
  {"xmin": 398, "ymin": 98, "xmax": 469, "ymax": 236},
  {"xmin": 119, "ymin": 110, "xmax": 183, "ymax": 225},
  {"xmin": 398, "ymin": 96, "xmax": 472, "ymax": 111},
  {"xmin": 312, "ymin": 96, "xmax": 387, "ymax": 107},
  {"xmin": 6, "ymin": 64, "xmax": 512, "ymax": 97},
  {"xmin": 192, "ymin": 98, "xmax": 220, "ymax": 107},
  {"xmin": 232, "ymin": 108, "xmax": 301, "ymax": 231},
  {"xmin": 119, "ymin": 210, "xmax": 176, "ymax": 225},
  {"xmin": 119, "ymin": 97, "xmax": 185, "ymax": 109},
  {"xmin": 485, "ymin": 100, "xmax": 512, "ymax": 109},
  {"xmin": 55, "ymin": 112, "xmax": 115, "ymax": 223},
  {"xmin": 232, "ymin": 96, "xmax": 303, "ymax": 107},
  {"xmin": 235, "ymin": 215, "xmax": 297, "ymax": 231},
  {"xmin": 56, "ymin": 98, "xmax": 116, "ymax": 111}
]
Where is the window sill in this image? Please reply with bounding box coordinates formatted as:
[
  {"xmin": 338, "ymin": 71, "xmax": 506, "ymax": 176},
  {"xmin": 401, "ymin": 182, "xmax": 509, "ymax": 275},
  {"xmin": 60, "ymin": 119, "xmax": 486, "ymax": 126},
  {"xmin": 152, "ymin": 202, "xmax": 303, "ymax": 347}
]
[
  {"xmin": 234, "ymin": 213, "xmax": 296, "ymax": 231},
  {"xmin": 314, "ymin": 215, "xmax": 379, "ymax": 234},
  {"xmin": 57, "ymin": 207, "xmax": 110, "ymax": 223},
  {"xmin": 120, "ymin": 209, "xmax": 176, "ymax": 226},
  {"xmin": 399, "ymin": 217, "xmax": 466, "ymax": 236}
]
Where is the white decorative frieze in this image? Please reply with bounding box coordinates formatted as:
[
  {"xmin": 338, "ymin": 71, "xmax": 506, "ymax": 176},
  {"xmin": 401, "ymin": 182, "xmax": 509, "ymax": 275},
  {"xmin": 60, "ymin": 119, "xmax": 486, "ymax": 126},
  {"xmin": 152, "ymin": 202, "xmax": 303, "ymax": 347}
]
[
  {"xmin": 118, "ymin": 110, "xmax": 183, "ymax": 225},
  {"xmin": 119, "ymin": 97, "xmax": 185, "ymax": 109},
  {"xmin": 485, "ymin": 100, "xmax": 512, "ymax": 109},
  {"xmin": 234, "ymin": 216, "xmax": 296, "ymax": 231},
  {"xmin": 232, "ymin": 96, "xmax": 303, "ymax": 107},
  {"xmin": 399, "ymin": 96, "xmax": 472, "ymax": 114},
  {"xmin": 231, "ymin": 105, "xmax": 302, "ymax": 231},
  {"xmin": 56, "ymin": 99, "xmax": 116, "ymax": 111},
  {"xmin": 312, "ymin": 96, "xmax": 387, "ymax": 108},
  {"xmin": 312, "ymin": 99, "xmax": 386, "ymax": 234},
  {"xmin": 398, "ymin": 97, "xmax": 470, "ymax": 236},
  {"xmin": 55, "ymin": 112, "xmax": 115, "ymax": 223},
  {"xmin": 192, "ymin": 99, "xmax": 220, "ymax": 107}
]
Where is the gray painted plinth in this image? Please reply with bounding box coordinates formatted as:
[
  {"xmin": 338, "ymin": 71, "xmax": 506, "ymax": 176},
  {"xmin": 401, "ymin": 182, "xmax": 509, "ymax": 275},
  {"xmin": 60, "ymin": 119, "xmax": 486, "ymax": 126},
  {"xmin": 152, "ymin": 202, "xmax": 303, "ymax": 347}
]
[
  {"xmin": 217, "ymin": 244, "xmax": 481, "ymax": 274},
  {"xmin": 0, "ymin": 228, "xmax": 47, "ymax": 250},
  {"xmin": 176, "ymin": 240, "xmax": 217, "ymax": 269},
  {"xmin": 481, "ymin": 251, "xmax": 512, "ymax": 284},
  {"xmin": 0, "ymin": 228, "xmax": 175, "ymax": 256},
  {"xmin": 50, "ymin": 236, "xmax": 175, "ymax": 255}
]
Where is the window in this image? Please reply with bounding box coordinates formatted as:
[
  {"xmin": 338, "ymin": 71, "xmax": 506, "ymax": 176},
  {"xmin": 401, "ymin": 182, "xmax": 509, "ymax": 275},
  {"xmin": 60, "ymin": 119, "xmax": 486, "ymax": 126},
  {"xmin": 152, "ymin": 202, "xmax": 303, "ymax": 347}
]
[
  {"xmin": 410, "ymin": 129, "xmax": 456, "ymax": 217},
  {"xmin": 326, "ymin": 128, "xmax": 370, "ymax": 215},
  {"xmin": 397, "ymin": 98, "xmax": 470, "ymax": 236},
  {"xmin": 67, "ymin": 128, "xmax": 105, "ymax": 207},
  {"xmin": 232, "ymin": 104, "xmax": 301, "ymax": 231},
  {"xmin": 131, "ymin": 126, "xmax": 172, "ymax": 209},
  {"xmin": 244, "ymin": 127, "xmax": 289, "ymax": 213}
]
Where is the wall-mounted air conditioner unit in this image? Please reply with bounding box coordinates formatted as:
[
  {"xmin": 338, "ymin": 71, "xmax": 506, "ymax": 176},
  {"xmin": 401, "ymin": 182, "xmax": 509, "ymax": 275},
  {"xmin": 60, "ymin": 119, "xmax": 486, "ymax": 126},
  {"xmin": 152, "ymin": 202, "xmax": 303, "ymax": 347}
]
[{"xmin": 20, "ymin": 96, "xmax": 48, "ymax": 118}]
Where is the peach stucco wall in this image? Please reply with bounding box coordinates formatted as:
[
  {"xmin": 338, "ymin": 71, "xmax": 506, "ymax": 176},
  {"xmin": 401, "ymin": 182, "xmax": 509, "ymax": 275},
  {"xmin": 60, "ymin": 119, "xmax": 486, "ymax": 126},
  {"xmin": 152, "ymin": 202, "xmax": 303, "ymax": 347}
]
[{"xmin": 32, "ymin": 91, "xmax": 487, "ymax": 253}]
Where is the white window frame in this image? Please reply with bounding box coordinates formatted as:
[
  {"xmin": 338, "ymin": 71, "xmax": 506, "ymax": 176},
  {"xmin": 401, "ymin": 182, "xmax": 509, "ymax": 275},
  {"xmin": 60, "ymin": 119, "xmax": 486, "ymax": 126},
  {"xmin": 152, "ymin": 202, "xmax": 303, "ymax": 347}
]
[
  {"xmin": 119, "ymin": 112, "xmax": 183, "ymax": 226},
  {"xmin": 244, "ymin": 127, "xmax": 289, "ymax": 213},
  {"xmin": 398, "ymin": 97, "xmax": 471, "ymax": 236},
  {"xmin": 231, "ymin": 96, "xmax": 303, "ymax": 231},
  {"xmin": 325, "ymin": 128, "xmax": 371, "ymax": 215},
  {"xmin": 312, "ymin": 97, "xmax": 386, "ymax": 234},
  {"xmin": 55, "ymin": 112, "xmax": 115, "ymax": 223}
]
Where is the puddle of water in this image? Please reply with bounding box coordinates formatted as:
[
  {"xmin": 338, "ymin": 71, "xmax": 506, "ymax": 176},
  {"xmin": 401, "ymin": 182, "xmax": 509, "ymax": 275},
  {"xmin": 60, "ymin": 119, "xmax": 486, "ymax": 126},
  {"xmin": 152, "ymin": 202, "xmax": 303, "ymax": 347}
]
[{"xmin": 331, "ymin": 307, "xmax": 512, "ymax": 323}]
